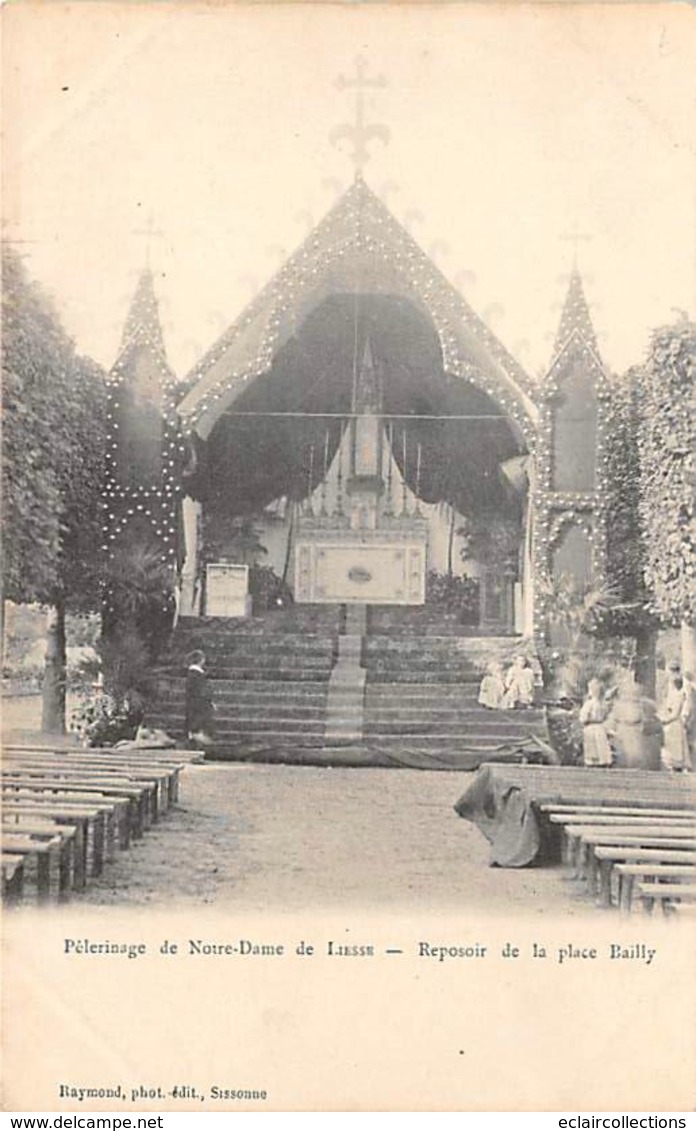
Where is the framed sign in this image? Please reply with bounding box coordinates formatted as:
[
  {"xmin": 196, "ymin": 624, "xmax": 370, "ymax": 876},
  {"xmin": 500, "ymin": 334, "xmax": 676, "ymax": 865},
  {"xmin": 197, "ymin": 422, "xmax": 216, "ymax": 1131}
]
[{"xmin": 205, "ymin": 562, "xmax": 250, "ymax": 618}]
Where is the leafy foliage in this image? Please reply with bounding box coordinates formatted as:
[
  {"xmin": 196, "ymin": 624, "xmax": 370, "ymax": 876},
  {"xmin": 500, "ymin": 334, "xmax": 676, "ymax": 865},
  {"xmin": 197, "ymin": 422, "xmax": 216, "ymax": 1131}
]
[
  {"xmin": 463, "ymin": 513, "xmax": 521, "ymax": 570},
  {"xmin": 248, "ymin": 565, "xmax": 293, "ymax": 613},
  {"xmin": 203, "ymin": 513, "xmax": 268, "ymax": 566},
  {"xmin": 71, "ymin": 687, "xmax": 142, "ymax": 747},
  {"xmin": 1, "ymin": 244, "xmax": 107, "ymax": 608},
  {"xmin": 425, "ymin": 570, "xmax": 479, "ymax": 622},
  {"xmin": 101, "ymin": 543, "xmax": 175, "ymax": 688},
  {"xmin": 637, "ymin": 318, "xmax": 696, "ymax": 625},
  {"xmin": 600, "ymin": 371, "xmax": 656, "ymax": 635},
  {"xmin": 536, "ymin": 570, "xmax": 615, "ymax": 649}
]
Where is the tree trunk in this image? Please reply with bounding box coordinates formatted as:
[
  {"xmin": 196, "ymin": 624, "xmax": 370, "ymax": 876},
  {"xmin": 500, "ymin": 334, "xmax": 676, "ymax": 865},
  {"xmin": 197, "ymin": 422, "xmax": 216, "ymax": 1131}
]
[
  {"xmin": 281, "ymin": 501, "xmax": 295, "ymax": 587},
  {"xmin": 447, "ymin": 506, "xmax": 456, "ymax": 578},
  {"xmin": 42, "ymin": 600, "xmax": 67, "ymax": 734},
  {"xmin": 1, "ymin": 597, "xmax": 9, "ymax": 668},
  {"xmin": 634, "ymin": 624, "xmax": 658, "ymax": 698},
  {"xmin": 681, "ymin": 620, "xmax": 696, "ymax": 676}
]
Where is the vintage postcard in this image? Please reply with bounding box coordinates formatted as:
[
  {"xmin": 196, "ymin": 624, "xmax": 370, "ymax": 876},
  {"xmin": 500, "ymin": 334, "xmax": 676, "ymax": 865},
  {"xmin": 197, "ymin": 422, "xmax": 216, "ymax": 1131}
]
[{"xmin": 2, "ymin": 0, "xmax": 695, "ymax": 1113}]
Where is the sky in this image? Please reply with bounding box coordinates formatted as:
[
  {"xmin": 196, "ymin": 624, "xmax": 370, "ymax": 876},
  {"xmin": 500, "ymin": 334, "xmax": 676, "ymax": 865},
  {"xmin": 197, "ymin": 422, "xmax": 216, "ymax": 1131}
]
[{"xmin": 3, "ymin": 2, "xmax": 696, "ymax": 382}]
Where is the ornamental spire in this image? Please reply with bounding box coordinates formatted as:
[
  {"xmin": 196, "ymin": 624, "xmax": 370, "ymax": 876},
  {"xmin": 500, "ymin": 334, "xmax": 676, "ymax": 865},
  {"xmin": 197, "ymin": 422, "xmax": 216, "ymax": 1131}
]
[
  {"xmin": 330, "ymin": 56, "xmax": 390, "ymax": 179},
  {"xmin": 111, "ymin": 268, "xmax": 176, "ymax": 403},
  {"xmin": 553, "ymin": 265, "xmax": 599, "ymax": 356}
]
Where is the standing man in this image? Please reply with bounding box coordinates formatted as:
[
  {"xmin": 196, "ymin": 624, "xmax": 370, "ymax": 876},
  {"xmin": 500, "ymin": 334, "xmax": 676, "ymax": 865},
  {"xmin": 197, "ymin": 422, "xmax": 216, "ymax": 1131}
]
[
  {"xmin": 185, "ymin": 649, "xmax": 215, "ymax": 747},
  {"xmin": 681, "ymin": 670, "xmax": 696, "ymax": 769}
]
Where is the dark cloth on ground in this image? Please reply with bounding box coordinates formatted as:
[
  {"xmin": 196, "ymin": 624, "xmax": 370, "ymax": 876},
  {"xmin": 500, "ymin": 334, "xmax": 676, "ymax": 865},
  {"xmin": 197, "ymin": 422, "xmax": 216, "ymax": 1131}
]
[{"xmin": 454, "ymin": 764, "xmax": 696, "ymax": 868}]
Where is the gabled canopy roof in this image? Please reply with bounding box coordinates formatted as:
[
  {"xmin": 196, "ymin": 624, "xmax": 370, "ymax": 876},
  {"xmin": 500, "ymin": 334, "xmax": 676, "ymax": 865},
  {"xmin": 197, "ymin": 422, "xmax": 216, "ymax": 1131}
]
[{"xmin": 177, "ymin": 178, "xmax": 539, "ymax": 441}]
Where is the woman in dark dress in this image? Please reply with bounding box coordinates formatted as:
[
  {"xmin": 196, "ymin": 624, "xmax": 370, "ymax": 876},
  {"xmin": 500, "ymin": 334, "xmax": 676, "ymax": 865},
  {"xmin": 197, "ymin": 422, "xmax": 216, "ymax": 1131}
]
[{"xmin": 185, "ymin": 649, "xmax": 215, "ymax": 744}]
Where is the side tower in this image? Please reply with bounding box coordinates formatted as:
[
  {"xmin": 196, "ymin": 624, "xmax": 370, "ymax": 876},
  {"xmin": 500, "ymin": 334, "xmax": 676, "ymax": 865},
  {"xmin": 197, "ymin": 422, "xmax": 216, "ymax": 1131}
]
[
  {"xmin": 534, "ymin": 267, "xmax": 610, "ymax": 627},
  {"xmin": 102, "ymin": 270, "xmax": 183, "ymax": 618}
]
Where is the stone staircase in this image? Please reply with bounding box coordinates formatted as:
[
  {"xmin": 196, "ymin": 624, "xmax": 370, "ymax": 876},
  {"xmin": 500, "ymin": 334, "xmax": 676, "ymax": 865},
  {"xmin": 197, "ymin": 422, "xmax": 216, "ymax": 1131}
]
[
  {"xmin": 147, "ymin": 607, "xmax": 338, "ymax": 751},
  {"xmin": 362, "ymin": 634, "xmax": 546, "ymax": 756},
  {"xmin": 147, "ymin": 606, "xmax": 547, "ymax": 762}
]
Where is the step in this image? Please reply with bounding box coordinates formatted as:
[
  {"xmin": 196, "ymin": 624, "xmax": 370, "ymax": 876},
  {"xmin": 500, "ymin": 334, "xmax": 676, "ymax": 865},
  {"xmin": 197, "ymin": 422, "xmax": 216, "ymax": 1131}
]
[
  {"xmin": 367, "ymin": 672, "xmax": 485, "ymax": 685},
  {"xmin": 365, "ymin": 637, "xmax": 516, "ymax": 651},
  {"xmin": 365, "ymin": 705, "xmax": 544, "ymax": 719},
  {"xmin": 153, "ymin": 686, "xmax": 328, "ymax": 702},
  {"xmin": 164, "ymin": 642, "xmax": 336, "ymax": 660},
  {"xmin": 366, "ymin": 660, "xmax": 482, "ymax": 674},
  {"xmin": 176, "ymin": 611, "xmax": 340, "ymax": 635},
  {"xmin": 156, "ymin": 677, "xmax": 329, "ymax": 694},
  {"xmin": 364, "ymin": 703, "xmax": 543, "ymax": 719},
  {"xmin": 364, "ymin": 724, "xmax": 542, "ymax": 740},
  {"xmin": 150, "ymin": 712, "xmax": 329, "ymax": 731},
  {"xmin": 362, "ymin": 733, "xmax": 537, "ymax": 748},
  {"xmin": 158, "ymin": 666, "xmax": 334, "ymax": 680},
  {"xmin": 366, "ymin": 682, "xmax": 515, "ymax": 697},
  {"xmin": 209, "ymin": 726, "xmax": 326, "ymax": 741},
  {"xmin": 364, "ymin": 717, "xmax": 543, "ymax": 735},
  {"xmin": 207, "ymin": 736, "xmax": 327, "ymax": 752}
]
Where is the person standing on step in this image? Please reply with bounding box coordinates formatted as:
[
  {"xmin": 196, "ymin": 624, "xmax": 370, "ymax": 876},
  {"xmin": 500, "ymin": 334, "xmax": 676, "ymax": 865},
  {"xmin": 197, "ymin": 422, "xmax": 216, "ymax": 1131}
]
[
  {"xmin": 185, "ymin": 649, "xmax": 215, "ymax": 747},
  {"xmin": 659, "ymin": 666, "xmax": 691, "ymax": 772},
  {"xmin": 681, "ymin": 671, "xmax": 696, "ymax": 766},
  {"xmin": 579, "ymin": 678, "xmax": 614, "ymax": 767}
]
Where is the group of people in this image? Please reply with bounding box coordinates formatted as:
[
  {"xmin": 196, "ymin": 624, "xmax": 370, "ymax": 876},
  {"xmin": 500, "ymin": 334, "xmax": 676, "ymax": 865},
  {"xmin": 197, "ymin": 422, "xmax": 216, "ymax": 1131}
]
[
  {"xmin": 579, "ymin": 661, "xmax": 695, "ymax": 772},
  {"xmin": 185, "ymin": 644, "xmax": 695, "ymax": 774},
  {"xmin": 478, "ymin": 655, "xmax": 536, "ymax": 711}
]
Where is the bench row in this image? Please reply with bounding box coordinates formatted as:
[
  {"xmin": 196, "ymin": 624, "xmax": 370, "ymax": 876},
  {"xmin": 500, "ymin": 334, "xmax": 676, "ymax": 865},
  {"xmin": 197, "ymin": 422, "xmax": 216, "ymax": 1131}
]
[
  {"xmin": 1, "ymin": 745, "xmax": 199, "ymax": 905},
  {"xmin": 539, "ymin": 804, "xmax": 696, "ymax": 914}
]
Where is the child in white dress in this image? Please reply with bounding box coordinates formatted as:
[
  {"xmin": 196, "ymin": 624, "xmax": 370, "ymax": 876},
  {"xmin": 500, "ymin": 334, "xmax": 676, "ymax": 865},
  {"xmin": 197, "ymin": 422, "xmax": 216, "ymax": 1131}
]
[
  {"xmin": 503, "ymin": 656, "xmax": 536, "ymax": 709},
  {"xmin": 478, "ymin": 661, "xmax": 506, "ymax": 710},
  {"xmin": 579, "ymin": 678, "xmax": 613, "ymax": 767}
]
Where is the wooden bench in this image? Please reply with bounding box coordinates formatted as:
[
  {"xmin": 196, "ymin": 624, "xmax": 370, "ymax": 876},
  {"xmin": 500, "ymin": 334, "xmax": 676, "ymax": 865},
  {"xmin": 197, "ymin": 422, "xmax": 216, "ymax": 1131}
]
[
  {"xmin": 542, "ymin": 807, "xmax": 695, "ymax": 824},
  {"xmin": 1, "ymin": 744, "xmax": 195, "ymax": 905},
  {"xmin": 2, "ymin": 785, "xmax": 129, "ymax": 856},
  {"xmin": 636, "ymin": 881, "xmax": 696, "ymax": 915},
  {"xmin": 3, "ymin": 814, "xmax": 80, "ymax": 884},
  {"xmin": 2, "ymin": 772, "xmax": 153, "ymax": 838},
  {"xmin": 1, "ymin": 853, "xmax": 25, "ymax": 904},
  {"xmin": 3, "ymin": 810, "xmax": 87, "ymax": 889},
  {"xmin": 0, "ymin": 832, "xmax": 62, "ymax": 903},
  {"xmin": 569, "ymin": 829, "xmax": 696, "ymax": 904},
  {"xmin": 2, "ymin": 800, "xmax": 105, "ymax": 876},
  {"xmin": 613, "ymin": 863, "xmax": 696, "ymax": 912},
  {"xmin": 3, "ymin": 752, "xmax": 179, "ymax": 815},
  {"xmin": 563, "ymin": 823, "xmax": 696, "ymax": 873},
  {"xmin": 4, "ymin": 744, "xmax": 199, "ymax": 805},
  {"xmin": 593, "ymin": 845, "xmax": 696, "ymax": 907}
]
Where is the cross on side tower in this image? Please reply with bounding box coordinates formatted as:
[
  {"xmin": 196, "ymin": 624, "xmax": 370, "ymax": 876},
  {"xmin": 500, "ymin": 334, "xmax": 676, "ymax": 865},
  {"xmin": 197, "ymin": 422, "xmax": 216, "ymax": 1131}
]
[
  {"xmin": 560, "ymin": 223, "xmax": 593, "ymax": 266},
  {"xmin": 330, "ymin": 56, "xmax": 390, "ymax": 178},
  {"xmin": 133, "ymin": 210, "xmax": 164, "ymax": 268}
]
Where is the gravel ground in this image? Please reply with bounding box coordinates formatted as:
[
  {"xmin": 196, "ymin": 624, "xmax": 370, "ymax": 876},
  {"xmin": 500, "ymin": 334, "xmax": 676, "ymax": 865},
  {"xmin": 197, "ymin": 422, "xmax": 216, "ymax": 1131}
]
[{"xmin": 70, "ymin": 761, "xmax": 599, "ymax": 915}]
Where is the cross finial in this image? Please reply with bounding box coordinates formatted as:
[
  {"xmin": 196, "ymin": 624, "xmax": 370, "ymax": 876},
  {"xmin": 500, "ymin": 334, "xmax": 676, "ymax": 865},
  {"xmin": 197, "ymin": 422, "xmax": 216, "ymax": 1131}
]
[
  {"xmin": 330, "ymin": 56, "xmax": 390, "ymax": 178},
  {"xmin": 1, "ymin": 218, "xmax": 40, "ymax": 252},
  {"xmin": 133, "ymin": 210, "xmax": 164, "ymax": 269},
  {"xmin": 560, "ymin": 224, "xmax": 593, "ymax": 266}
]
